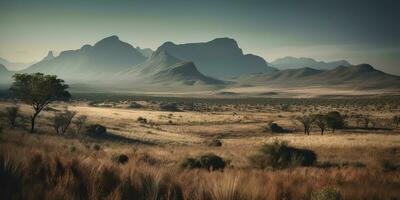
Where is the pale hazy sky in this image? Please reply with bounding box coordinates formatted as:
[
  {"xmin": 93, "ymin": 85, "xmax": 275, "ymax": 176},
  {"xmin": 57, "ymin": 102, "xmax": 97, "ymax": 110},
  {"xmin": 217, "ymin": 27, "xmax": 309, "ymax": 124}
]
[{"xmin": 0, "ymin": 0, "xmax": 399, "ymax": 74}]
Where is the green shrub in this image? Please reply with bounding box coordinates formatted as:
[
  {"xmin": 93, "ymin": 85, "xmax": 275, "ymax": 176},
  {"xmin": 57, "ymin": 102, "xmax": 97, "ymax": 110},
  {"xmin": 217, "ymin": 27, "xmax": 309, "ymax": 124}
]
[
  {"xmin": 85, "ymin": 124, "xmax": 107, "ymax": 137},
  {"xmin": 180, "ymin": 154, "xmax": 226, "ymax": 171},
  {"xmin": 199, "ymin": 154, "xmax": 226, "ymax": 171},
  {"xmin": 269, "ymin": 123, "xmax": 285, "ymax": 133},
  {"xmin": 160, "ymin": 103, "xmax": 180, "ymax": 112},
  {"xmin": 249, "ymin": 141, "xmax": 317, "ymax": 169},
  {"xmin": 113, "ymin": 154, "xmax": 129, "ymax": 164},
  {"xmin": 311, "ymin": 187, "xmax": 343, "ymax": 200}
]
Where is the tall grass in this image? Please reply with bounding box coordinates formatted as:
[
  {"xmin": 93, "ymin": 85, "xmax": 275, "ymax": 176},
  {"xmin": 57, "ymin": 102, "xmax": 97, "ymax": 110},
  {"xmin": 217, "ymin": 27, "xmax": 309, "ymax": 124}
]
[{"xmin": 0, "ymin": 132, "xmax": 399, "ymax": 200}]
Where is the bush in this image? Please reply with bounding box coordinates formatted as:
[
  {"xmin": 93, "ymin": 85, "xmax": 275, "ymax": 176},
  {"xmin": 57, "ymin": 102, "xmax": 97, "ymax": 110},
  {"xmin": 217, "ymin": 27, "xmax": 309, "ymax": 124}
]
[
  {"xmin": 180, "ymin": 153, "xmax": 226, "ymax": 171},
  {"xmin": 85, "ymin": 124, "xmax": 107, "ymax": 137},
  {"xmin": 113, "ymin": 154, "xmax": 129, "ymax": 164},
  {"xmin": 137, "ymin": 117, "xmax": 147, "ymax": 124},
  {"xmin": 92, "ymin": 143, "xmax": 101, "ymax": 151},
  {"xmin": 5, "ymin": 106, "xmax": 19, "ymax": 128},
  {"xmin": 269, "ymin": 122, "xmax": 285, "ymax": 133},
  {"xmin": 180, "ymin": 158, "xmax": 201, "ymax": 169},
  {"xmin": 128, "ymin": 102, "xmax": 143, "ymax": 109},
  {"xmin": 204, "ymin": 138, "xmax": 223, "ymax": 147},
  {"xmin": 248, "ymin": 141, "xmax": 317, "ymax": 169},
  {"xmin": 311, "ymin": 187, "xmax": 343, "ymax": 200},
  {"xmin": 53, "ymin": 110, "xmax": 76, "ymax": 134},
  {"xmin": 160, "ymin": 103, "xmax": 180, "ymax": 112},
  {"xmin": 199, "ymin": 154, "xmax": 226, "ymax": 171},
  {"xmin": 73, "ymin": 115, "xmax": 87, "ymax": 134}
]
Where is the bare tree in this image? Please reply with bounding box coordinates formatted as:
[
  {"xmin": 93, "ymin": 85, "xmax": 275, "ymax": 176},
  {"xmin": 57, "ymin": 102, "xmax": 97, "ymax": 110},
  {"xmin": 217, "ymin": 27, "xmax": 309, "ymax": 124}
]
[
  {"xmin": 73, "ymin": 115, "xmax": 88, "ymax": 134},
  {"xmin": 53, "ymin": 110, "xmax": 76, "ymax": 134},
  {"xmin": 297, "ymin": 115, "xmax": 314, "ymax": 135}
]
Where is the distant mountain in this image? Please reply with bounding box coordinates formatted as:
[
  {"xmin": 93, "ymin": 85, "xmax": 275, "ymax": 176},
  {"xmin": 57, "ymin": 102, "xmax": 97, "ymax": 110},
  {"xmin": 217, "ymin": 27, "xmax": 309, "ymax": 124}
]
[
  {"xmin": 0, "ymin": 64, "xmax": 12, "ymax": 84},
  {"xmin": 157, "ymin": 38, "xmax": 276, "ymax": 79},
  {"xmin": 136, "ymin": 47, "xmax": 154, "ymax": 58},
  {"xmin": 0, "ymin": 57, "xmax": 35, "ymax": 71},
  {"xmin": 42, "ymin": 51, "xmax": 55, "ymax": 61},
  {"xmin": 271, "ymin": 56, "xmax": 351, "ymax": 70},
  {"xmin": 238, "ymin": 64, "xmax": 400, "ymax": 89},
  {"xmin": 23, "ymin": 35, "xmax": 147, "ymax": 81},
  {"xmin": 120, "ymin": 49, "xmax": 225, "ymax": 86}
]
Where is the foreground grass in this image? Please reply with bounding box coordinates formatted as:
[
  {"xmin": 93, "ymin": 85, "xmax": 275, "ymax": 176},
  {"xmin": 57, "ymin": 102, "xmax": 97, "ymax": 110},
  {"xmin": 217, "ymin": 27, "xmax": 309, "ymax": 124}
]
[{"xmin": 1, "ymin": 131, "xmax": 399, "ymax": 200}]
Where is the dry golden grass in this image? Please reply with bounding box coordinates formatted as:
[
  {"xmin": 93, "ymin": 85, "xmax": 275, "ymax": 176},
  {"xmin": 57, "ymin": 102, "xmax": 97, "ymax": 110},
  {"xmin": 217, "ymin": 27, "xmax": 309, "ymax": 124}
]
[{"xmin": 1, "ymin": 99, "xmax": 400, "ymax": 199}]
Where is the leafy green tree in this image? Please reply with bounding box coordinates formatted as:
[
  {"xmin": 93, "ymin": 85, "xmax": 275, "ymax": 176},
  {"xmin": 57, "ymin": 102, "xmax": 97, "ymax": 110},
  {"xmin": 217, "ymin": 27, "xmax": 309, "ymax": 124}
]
[
  {"xmin": 10, "ymin": 73, "xmax": 71, "ymax": 133},
  {"xmin": 325, "ymin": 111, "xmax": 345, "ymax": 133}
]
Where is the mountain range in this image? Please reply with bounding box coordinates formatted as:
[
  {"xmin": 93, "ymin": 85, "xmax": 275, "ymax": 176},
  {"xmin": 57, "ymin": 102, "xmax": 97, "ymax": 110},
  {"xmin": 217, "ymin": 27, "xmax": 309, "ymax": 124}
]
[
  {"xmin": 271, "ymin": 56, "xmax": 351, "ymax": 70},
  {"xmin": 0, "ymin": 35, "xmax": 399, "ymax": 91},
  {"xmin": 0, "ymin": 57, "xmax": 35, "ymax": 71},
  {"xmin": 237, "ymin": 64, "xmax": 400, "ymax": 89}
]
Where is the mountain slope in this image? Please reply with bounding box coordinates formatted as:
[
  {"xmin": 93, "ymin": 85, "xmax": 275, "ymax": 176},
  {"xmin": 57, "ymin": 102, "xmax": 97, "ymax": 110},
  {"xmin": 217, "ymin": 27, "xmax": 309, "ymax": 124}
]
[
  {"xmin": 23, "ymin": 36, "xmax": 147, "ymax": 81},
  {"xmin": 120, "ymin": 49, "xmax": 225, "ymax": 86},
  {"xmin": 271, "ymin": 56, "xmax": 351, "ymax": 70},
  {"xmin": 0, "ymin": 57, "xmax": 34, "ymax": 71},
  {"xmin": 238, "ymin": 64, "xmax": 400, "ymax": 89},
  {"xmin": 157, "ymin": 38, "xmax": 276, "ymax": 79}
]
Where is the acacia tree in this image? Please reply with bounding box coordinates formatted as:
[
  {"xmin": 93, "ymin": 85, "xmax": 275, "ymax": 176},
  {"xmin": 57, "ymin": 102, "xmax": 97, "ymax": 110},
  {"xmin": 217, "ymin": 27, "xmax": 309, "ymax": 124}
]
[
  {"xmin": 313, "ymin": 114, "xmax": 327, "ymax": 135},
  {"xmin": 10, "ymin": 73, "xmax": 71, "ymax": 133},
  {"xmin": 325, "ymin": 111, "xmax": 345, "ymax": 133},
  {"xmin": 297, "ymin": 115, "xmax": 314, "ymax": 135}
]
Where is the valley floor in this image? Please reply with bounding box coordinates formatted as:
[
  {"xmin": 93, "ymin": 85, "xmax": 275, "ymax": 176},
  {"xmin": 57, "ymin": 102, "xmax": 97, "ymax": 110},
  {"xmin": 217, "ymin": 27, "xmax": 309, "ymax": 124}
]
[{"xmin": 1, "ymin": 98, "xmax": 400, "ymax": 199}]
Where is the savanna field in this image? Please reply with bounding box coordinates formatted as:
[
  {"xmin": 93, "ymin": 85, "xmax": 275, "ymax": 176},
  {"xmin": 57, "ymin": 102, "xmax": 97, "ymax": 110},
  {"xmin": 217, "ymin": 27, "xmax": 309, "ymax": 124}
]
[{"xmin": 1, "ymin": 96, "xmax": 400, "ymax": 200}]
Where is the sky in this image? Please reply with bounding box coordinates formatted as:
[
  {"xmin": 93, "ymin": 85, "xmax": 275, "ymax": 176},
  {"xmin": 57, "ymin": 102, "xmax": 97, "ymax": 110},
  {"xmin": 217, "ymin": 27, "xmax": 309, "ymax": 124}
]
[{"xmin": 0, "ymin": 0, "xmax": 399, "ymax": 74}]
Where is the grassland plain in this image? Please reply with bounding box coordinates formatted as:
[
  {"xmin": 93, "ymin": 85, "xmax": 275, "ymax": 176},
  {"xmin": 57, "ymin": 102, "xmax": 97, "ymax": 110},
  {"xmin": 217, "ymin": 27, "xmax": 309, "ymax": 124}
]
[{"xmin": 1, "ymin": 96, "xmax": 400, "ymax": 199}]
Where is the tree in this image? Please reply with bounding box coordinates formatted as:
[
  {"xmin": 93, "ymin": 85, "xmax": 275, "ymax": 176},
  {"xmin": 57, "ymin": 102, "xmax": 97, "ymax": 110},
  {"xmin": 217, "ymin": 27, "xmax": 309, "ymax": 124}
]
[
  {"xmin": 53, "ymin": 110, "xmax": 76, "ymax": 134},
  {"xmin": 297, "ymin": 115, "xmax": 314, "ymax": 135},
  {"xmin": 325, "ymin": 111, "xmax": 345, "ymax": 133},
  {"xmin": 313, "ymin": 114, "xmax": 327, "ymax": 135},
  {"xmin": 10, "ymin": 73, "xmax": 71, "ymax": 133}
]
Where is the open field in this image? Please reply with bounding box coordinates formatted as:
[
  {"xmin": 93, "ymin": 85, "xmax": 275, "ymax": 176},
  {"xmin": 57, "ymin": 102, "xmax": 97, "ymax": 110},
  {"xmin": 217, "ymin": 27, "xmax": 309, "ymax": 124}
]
[{"xmin": 1, "ymin": 96, "xmax": 400, "ymax": 199}]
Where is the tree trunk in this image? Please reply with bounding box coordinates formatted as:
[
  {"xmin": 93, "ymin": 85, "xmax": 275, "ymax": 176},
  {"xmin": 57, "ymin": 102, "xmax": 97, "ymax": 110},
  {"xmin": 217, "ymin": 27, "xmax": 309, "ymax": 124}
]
[
  {"xmin": 321, "ymin": 129, "xmax": 324, "ymax": 135},
  {"xmin": 30, "ymin": 113, "xmax": 38, "ymax": 133}
]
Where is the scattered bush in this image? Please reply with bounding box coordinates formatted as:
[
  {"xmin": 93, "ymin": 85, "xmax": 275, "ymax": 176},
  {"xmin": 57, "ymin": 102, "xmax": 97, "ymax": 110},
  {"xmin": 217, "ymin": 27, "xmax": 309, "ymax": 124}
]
[
  {"xmin": 268, "ymin": 122, "xmax": 285, "ymax": 133},
  {"xmin": 73, "ymin": 115, "xmax": 87, "ymax": 134},
  {"xmin": 204, "ymin": 138, "xmax": 223, "ymax": 147},
  {"xmin": 248, "ymin": 141, "xmax": 317, "ymax": 169},
  {"xmin": 53, "ymin": 110, "xmax": 76, "ymax": 134},
  {"xmin": 85, "ymin": 124, "xmax": 107, "ymax": 137},
  {"xmin": 180, "ymin": 153, "xmax": 226, "ymax": 171},
  {"xmin": 160, "ymin": 103, "xmax": 180, "ymax": 112},
  {"xmin": 5, "ymin": 106, "xmax": 19, "ymax": 128},
  {"xmin": 137, "ymin": 117, "xmax": 147, "ymax": 124},
  {"xmin": 113, "ymin": 154, "xmax": 129, "ymax": 164},
  {"xmin": 128, "ymin": 102, "xmax": 143, "ymax": 108},
  {"xmin": 311, "ymin": 187, "xmax": 343, "ymax": 200}
]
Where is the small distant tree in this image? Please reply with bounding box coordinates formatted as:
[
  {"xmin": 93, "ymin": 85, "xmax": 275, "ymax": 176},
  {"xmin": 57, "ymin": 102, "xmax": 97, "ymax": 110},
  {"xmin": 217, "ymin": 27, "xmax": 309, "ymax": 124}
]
[
  {"xmin": 5, "ymin": 106, "xmax": 19, "ymax": 128},
  {"xmin": 53, "ymin": 110, "xmax": 76, "ymax": 134},
  {"xmin": 10, "ymin": 73, "xmax": 71, "ymax": 133},
  {"xmin": 361, "ymin": 114, "xmax": 370, "ymax": 129},
  {"xmin": 325, "ymin": 111, "xmax": 345, "ymax": 133},
  {"xmin": 313, "ymin": 114, "xmax": 327, "ymax": 135},
  {"xmin": 73, "ymin": 115, "xmax": 87, "ymax": 134},
  {"xmin": 297, "ymin": 115, "xmax": 314, "ymax": 135}
]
